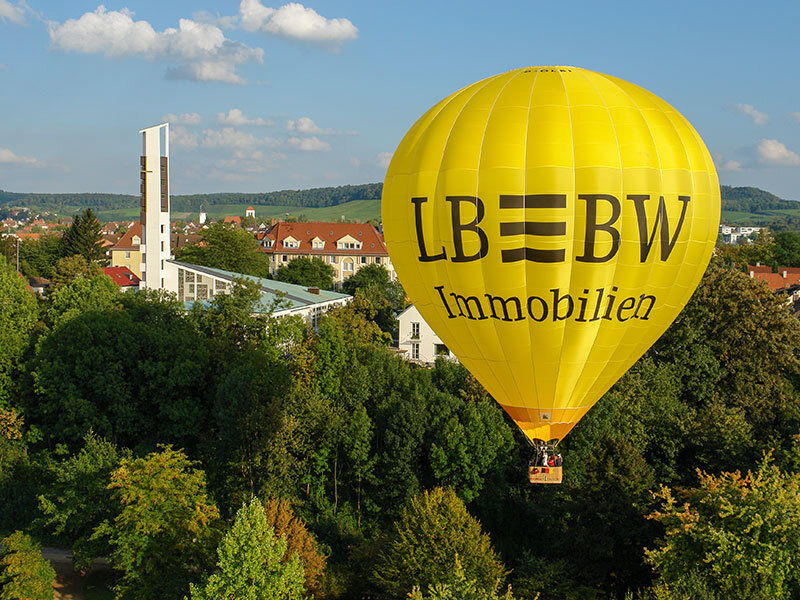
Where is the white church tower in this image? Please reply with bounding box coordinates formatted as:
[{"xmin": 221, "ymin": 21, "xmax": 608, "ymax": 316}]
[{"xmin": 138, "ymin": 123, "xmax": 171, "ymax": 290}]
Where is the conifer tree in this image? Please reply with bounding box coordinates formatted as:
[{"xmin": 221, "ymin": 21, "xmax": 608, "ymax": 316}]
[{"xmin": 61, "ymin": 208, "xmax": 105, "ymax": 263}]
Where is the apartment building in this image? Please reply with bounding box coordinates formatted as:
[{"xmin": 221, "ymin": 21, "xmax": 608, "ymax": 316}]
[{"xmin": 260, "ymin": 221, "xmax": 395, "ymax": 285}]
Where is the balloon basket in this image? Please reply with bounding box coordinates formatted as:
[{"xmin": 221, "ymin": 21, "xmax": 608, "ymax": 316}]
[{"xmin": 528, "ymin": 466, "xmax": 563, "ymax": 484}]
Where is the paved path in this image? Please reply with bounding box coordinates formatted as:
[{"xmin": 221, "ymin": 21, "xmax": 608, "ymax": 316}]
[{"xmin": 42, "ymin": 547, "xmax": 84, "ymax": 600}]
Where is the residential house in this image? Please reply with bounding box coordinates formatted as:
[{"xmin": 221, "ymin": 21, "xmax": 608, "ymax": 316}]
[
  {"xmin": 102, "ymin": 266, "xmax": 141, "ymax": 291},
  {"xmin": 260, "ymin": 221, "xmax": 395, "ymax": 285},
  {"xmin": 397, "ymin": 304, "xmax": 457, "ymax": 365},
  {"xmin": 720, "ymin": 225, "xmax": 763, "ymax": 244},
  {"xmin": 109, "ymin": 222, "xmax": 142, "ymax": 278}
]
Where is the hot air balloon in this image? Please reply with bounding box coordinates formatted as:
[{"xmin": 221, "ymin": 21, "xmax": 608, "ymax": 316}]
[{"xmin": 381, "ymin": 66, "xmax": 720, "ymax": 483}]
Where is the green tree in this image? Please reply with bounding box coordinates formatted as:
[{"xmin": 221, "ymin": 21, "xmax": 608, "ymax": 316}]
[
  {"xmin": 652, "ymin": 263, "xmax": 800, "ymax": 472},
  {"xmin": 38, "ymin": 433, "xmax": 129, "ymax": 571},
  {"xmin": 341, "ymin": 264, "xmax": 405, "ymax": 334},
  {"xmin": 409, "ymin": 558, "xmax": 518, "ymax": 600},
  {"xmin": 0, "ymin": 257, "xmax": 38, "ymax": 407},
  {"xmin": 50, "ymin": 254, "xmax": 102, "ymax": 286},
  {"xmin": 60, "ymin": 208, "xmax": 105, "ymax": 263},
  {"xmin": 46, "ymin": 274, "xmax": 120, "ymax": 328},
  {"xmin": 646, "ymin": 459, "xmax": 800, "ymax": 600},
  {"xmin": 274, "ymin": 256, "xmax": 335, "ymax": 290},
  {"xmin": 28, "ymin": 295, "xmax": 211, "ymax": 450},
  {"xmin": 0, "ymin": 531, "xmax": 55, "ymax": 600},
  {"xmin": 100, "ymin": 446, "xmax": 220, "ymax": 600},
  {"xmin": 773, "ymin": 230, "xmax": 800, "ymax": 266},
  {"xmin": 209, "ymin": 350, "xmax": 292, "ymax": 506},
  {"xmin": 374, "ymin": 487, "xmax": 506, "ymax": 599},
  {"xmin": 18, "ymin": 234, "xmax": 63, "ymax": 279},
  {"xmin": 176, "ymin": 222, "xmax": 269, "ymax": 277},
  {"xmin": 188, "ymin": 497, "xmax": 305, "ymax": 600}
]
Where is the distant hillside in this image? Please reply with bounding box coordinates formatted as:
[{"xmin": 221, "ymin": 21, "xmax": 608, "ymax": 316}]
[
  {"xmin": 720, "ymin": 185, "xmax": 800, "ymax": 229},
  {"xmin": 4, "ymin": 183, "xmax": 799, "ymax": 229},
  {"xmin": 720, "ymin": 185, "xmax": 797, "ymax": 213},
  {"xmin": 0, "ymin": 183, "xmax": 383, "ymax": 214}
]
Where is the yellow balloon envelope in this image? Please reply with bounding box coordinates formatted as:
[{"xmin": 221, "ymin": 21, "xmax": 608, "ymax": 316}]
[{"xmin": 382, "ymin": 66, "xmax": 720, "ymax": 443}]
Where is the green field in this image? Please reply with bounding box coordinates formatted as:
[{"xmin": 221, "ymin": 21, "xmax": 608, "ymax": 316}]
[
  {"xmin": 83, "ymin": 199, "xmax": 381, "ymax": 223},
  {"xmin": 721, "ymin": 206, "xmax": 800, "ymax": 226}
]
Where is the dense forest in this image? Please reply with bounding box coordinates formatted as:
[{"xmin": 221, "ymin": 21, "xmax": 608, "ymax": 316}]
[
  {"xmin": 719, "ymin": 184, "xmax": 798, "ymax": 212},
  {"xmin": 1, "ymin": 184, "xmax": 794, "ymax": 219},
  {"xmin": 4, "ymin": 218, "xmax": 800, "ymax": 599},
  {"xmin": 0, "ymin": 183, "xmax": 383, "ymax": 214}
]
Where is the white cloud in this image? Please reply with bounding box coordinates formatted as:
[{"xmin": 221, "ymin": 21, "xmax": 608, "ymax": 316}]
[
  {"xmin": 48, "ymin": 6, "xmax": 264, "ymax": 83},
  {"xmin": 792, "ymin": 112, "xmax": 800, "ymax": 124},
  {"xmin": 0, "ymin": 148, "xmax": 40, "ymax": 165},
  {"xmin": 287, "ymin": 136, "xmax": 330, "ymax": 151},
  {"xmin": 376, "ymin": 152, "xmax": 392, "ymax": 169},
  {"xmin": 170, "ymin": 126, "xmax": 199, "ymax": 149},
  {"xmin": 719, "ymin": 159, "xmax": 742, "ymax": 172},
  {"xmin": 238, "ymin": 0, "xmax": 357, "ymax": 48},
  {"xmin": 349, "ymin": 157, "xmax": 360, "ymax": 168},
  {"xmin": 734, "ymin": 103, "xmax": 768, "ymax": 125},
  {"xmin": 215, "ymin": 149, "xmax": 284, "ymax": 172},
  {"xmin": 712, "ymin": 153, "xmax": 743, "ymax": 172},
  {"xmin": 163, "ymin": 112, "xmax": 201, "ymax": 125},
  {"xmin": 0, "ymin": 0, "xmax": 26, "ymax": 25},
  {"xmin": 217, "ymin": 108, "xmax": 272, "ymax": 126},
  {"xmin": 287, "ymin": 116, "xmax": 332, "ymax": 134},
  {"xmin": 756, "ymin": 139, "xmax": 800, "ymax": 166},
  {"xmin": 201, "ymin": 127, "xmax": 278, "ymax": 149}
]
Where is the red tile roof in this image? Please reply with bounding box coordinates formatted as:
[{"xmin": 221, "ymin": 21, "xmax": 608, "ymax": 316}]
[
  {"xmin": 111, "ymin": 222, "xmax": 142, "ymax": 251},
  {"xmin": 262, "ymin": 221, "xmax": 388, "ymax": 256},
  {"xmin": 748, "ymin": 264, "xmax": 772, "ymax": 273},
  {"xmin": 223, "ymin": 216, "xmax": 242, "ymax": 225},
  {"xmin": 751, "ymin": 271, "xmax": 800, "ymax": 291},
  {"xmin": 102, "ymin": 266, "xmax": 141, "ymax": 287}
]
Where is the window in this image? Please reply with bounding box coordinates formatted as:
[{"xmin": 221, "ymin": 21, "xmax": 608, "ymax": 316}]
[
  {"xmin": 283, "ymin": 239, "xmax": 299, "ymax": 248},
  {"xmin": 161, "ymin": 241, "xmax": 164, "ymax": 251},
  {"xmin": 311, "ymin": 306, "xmax": 323, "ymax": 329},
  {"xmin": 375, "ymin": 257, "xmax": 381, "ymax": 265},
  {"xmin": 132, "ymin": 236, "xmax": 140, "ymax": 245},
  {"xmin": 411, "ymin": 322, "xmax": 420, "ymax": 339},
  {"xmin": 360, "ymin": 256, "xmax": 367, "ymax": 264},
  {"xmin": 197, "ymin": 284, "xmax": 208, "ymax": 300},
  {"xmin": 435, "ymin": 344, "xmax": 450, "ymax": 356},
  {"xmin": 330, "ymin": 256, "xmax": 337, "ymax": 264},
  {"xmin": 312, "ymin": 240, "xmax": 325, "ymax": 249},
  {"xmin": 282, "ymin": 255, "xmax": 288, "ymax": 262},
  {"xmin": 343, "ymin": 261, "xmax": 354, "ymax": 272},
  {"xmin": 125, "ymin": 251, "xmax": 131, "ymax": 259},
  {"xmin": 411, "ymin": 343, "xmax": 420, "ymax": 360},
  {"xmin": 160, "ymin": 225, "xmax": 164, "ymax": 233}
]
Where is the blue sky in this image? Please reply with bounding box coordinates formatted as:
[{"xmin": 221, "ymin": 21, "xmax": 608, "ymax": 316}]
[{"xmin": 1, "ymin": 0, "xmax": 799, "ymax": 199}]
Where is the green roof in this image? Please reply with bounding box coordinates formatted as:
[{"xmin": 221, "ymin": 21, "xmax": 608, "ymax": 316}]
[{"xmin": 169, "ymin": 260, "xmax": 350, "ymax": 313}]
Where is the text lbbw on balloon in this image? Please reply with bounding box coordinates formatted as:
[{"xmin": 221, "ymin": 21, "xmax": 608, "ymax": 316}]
[
  {"xmin": 434, "ymin": 285, "xmax": 656, "ymax": 324},
  {"xmin": 413, "ymin": 193, "xmax": 691, "ymax": 264}
]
